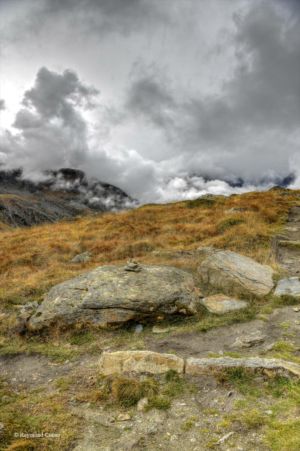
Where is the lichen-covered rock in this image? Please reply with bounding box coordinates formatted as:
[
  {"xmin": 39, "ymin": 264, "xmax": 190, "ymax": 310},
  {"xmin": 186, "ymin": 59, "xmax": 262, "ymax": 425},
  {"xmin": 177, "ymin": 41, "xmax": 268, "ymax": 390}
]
[
  {"xmin": 274, "ymin": 277, "xmax": 300, "ymax": 298},
  {"xmin": 25, "ymin": 264, "xmax": 201, "ymax": 331},
  {"xmin": 197, "ymin": 247, "xmax": 274, "ymax": 297},
  {"xmin": 200, "ymin": 294, "xmax": 248, "ymax": 314},
  {"xmin": 99, "ymin": 350, "xmax": 184, "ymax": 375}
]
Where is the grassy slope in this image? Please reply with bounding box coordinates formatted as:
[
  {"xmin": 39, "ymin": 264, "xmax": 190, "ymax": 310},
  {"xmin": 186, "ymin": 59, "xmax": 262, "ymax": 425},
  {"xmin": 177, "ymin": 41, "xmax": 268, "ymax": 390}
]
[
  {"xmin": 0, "ymin": 189, "xmax": 297, "ymax": 311},
  {"xmin": 1, "ymin": 188, "xmax": 300, "ymax": 450}
]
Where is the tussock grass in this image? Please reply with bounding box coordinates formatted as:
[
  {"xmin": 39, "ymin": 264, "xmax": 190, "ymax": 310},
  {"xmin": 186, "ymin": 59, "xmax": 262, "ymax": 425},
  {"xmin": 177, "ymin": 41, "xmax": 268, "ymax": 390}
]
[{"xmin": 75, "ymin": 370, "xmax": 188, "ymax": 411}]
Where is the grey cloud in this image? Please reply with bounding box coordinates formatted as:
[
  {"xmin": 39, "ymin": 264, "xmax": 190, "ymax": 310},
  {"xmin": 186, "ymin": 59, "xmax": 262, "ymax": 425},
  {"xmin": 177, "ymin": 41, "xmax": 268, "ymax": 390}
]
[
  {"xmin": 126, "ymin": 75, "xmax": 176, "ymax": 129},
  {"xmin": 2, "ymin": 0, "xmax": 168, "ymax": 42},
  {"xmin": 4, "ymin": 67, "xmax": 99, "ymax": 174},
  {"xmin": 1, "ymin": 0, "xmax": 300, "ymax": 203},
  {"xmin": 124, "ymin": 0, "xmax": 300, "ymax": 182},
  {"xmin": 0, "ymin": 99, "xmax": 5, "ymax": 110},
  {"xmin": 21, "ymin": 67, "xmax": 99, "ymax": 119}
]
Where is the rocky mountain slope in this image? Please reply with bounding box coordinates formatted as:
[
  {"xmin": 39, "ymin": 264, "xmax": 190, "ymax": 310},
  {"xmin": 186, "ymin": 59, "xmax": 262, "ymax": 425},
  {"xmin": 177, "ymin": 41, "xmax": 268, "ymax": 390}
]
[{"xmin": 0, "ymin": 167, "xmax": 136, "ymax": 227}]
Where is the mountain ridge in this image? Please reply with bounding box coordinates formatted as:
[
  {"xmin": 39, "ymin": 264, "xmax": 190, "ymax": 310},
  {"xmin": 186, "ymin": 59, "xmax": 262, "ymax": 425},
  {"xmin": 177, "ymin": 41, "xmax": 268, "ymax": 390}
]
[{"xmin": 0, "ymin": 167, "xmax": 136, "ymax": 227}]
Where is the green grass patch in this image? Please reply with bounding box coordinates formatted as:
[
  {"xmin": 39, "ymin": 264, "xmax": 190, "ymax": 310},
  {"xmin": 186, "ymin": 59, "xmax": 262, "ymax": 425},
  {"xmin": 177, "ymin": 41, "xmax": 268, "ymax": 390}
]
[
  {"xmin": 265, "ymin": 419, "xmax": 300, "ymax": 451},
  {"xmin": 217, "ymin": 217, "xmax": 245, "ymax": 233}
]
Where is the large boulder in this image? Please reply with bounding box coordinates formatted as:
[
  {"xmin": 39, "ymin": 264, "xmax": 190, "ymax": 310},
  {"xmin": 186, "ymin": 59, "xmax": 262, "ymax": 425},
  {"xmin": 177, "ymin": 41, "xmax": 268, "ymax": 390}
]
[
  {"xmin": 25, "ymin": 263, "xmax": 201, "ymax": 331},
  {"xmin": 197, "ymin": 247, "xmax": 274, "ymax": 297}
]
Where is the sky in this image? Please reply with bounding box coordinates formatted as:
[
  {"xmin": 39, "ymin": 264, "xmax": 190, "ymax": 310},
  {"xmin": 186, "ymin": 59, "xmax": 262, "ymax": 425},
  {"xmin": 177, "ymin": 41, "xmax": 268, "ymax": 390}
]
[{"xmin": 0, "ymin": 0, "xmax": 299, "ymax": 203}]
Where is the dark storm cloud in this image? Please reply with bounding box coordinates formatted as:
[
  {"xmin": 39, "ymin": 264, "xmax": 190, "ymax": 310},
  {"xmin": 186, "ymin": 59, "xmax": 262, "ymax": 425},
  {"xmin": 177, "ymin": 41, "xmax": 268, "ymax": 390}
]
[
  {"xmin": 124, "ymin": 0, "xmax": 300, "ymax": 182},
  {"xmin": 126, "ymin": 75, "xmax": 176, "ymax": 129},
  {"xmin": 4, "ymin": 0, "xmax": 168, "ymax": 41},
  {"xmin": 1, "ymin": 0, "xmax": 300, "ymax": 202}
]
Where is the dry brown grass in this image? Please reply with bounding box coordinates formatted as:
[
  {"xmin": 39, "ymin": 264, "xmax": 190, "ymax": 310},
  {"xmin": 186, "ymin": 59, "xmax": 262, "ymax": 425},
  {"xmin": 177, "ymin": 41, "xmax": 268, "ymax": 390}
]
[{"xmin": 0, "ymin": 189, "xmax": 299, "ymax": 313}]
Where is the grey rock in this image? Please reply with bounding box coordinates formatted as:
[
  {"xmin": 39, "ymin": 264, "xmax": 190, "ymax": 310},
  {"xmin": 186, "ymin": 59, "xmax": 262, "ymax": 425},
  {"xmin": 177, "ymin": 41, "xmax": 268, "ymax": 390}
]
[
  {"xmin": 231, "ymin": 332, "xmax": 266, "ymax": 348},
  {"xmin": 200, "ymin": 294, "xmax": 248, "ymax": 314},
  {"xmin": 134, "ymin": 324, "xmax": 144, "ymax": 334},
  {"xmin": 25, "ymin": 264, "xmax": 201, "ymax": 331},
  {"xmin": 71, "ymin": 251, "xmax": 91, "ymax": 263},
  {"xmin": 124, "ymin": 259, "xmax": 142, "ymax": 272},
  {"xmin": 197, "ymin": 247, "xmax": 274, "ymax": 297},
  {"xmin": 274, "ymin": 277, "xmax": 300, "ymax": 298},
  {"xmin": 17, "ymin": 301, "xmax": 39, "ymax": 331},
  {"xmin": 185, "ymin": 356, "xmax": 300, "ymax": 377}
]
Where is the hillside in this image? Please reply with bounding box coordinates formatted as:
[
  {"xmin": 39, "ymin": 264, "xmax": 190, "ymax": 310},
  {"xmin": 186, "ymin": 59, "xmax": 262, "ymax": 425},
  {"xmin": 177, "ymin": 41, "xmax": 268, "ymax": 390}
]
[
  {"xmin": 1, "ymin": 188, "xmax": 300, "ymax": 450},
  {"xmin": 0, "ymin": 168, "xmax": 135, "ymax": 228}
]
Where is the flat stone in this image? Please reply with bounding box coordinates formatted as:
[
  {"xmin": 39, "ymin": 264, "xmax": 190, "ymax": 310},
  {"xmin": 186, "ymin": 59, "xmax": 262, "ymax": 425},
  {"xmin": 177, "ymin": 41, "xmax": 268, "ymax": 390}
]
[
  {"xmin": 99, "ymin": 351, "xmax": 184, "ymax": 375},
  {"xmin": 200, "ymin": 294, "xmax": 248, "ymax": 314},
  {"xmin": 152, "ymin": 325, "xmax": 171, "ymax": 334},
  {"xmin": 117, "ymin": 413, "xmax": 131, "ymax": 421},
  {"xmin": 274, "ymin": 277, "xmax": 300, "ymax": 298},
  {"xmin": 197, "ymin": 247, "xmax": 274, "ymax": 297},
  {"xmin": 185, "ymin": 357, "xmax": 300, "ymax": 378}
]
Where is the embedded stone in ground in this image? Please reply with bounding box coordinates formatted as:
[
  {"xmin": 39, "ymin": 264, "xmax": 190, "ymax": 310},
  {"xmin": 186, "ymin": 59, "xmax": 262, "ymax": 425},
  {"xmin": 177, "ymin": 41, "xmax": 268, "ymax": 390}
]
[
  {"xmin": 274, "ymin": 277, "xmax": 300, "ymax": 299},
  {"xmin": 200, "ymin": 294, "xmax": 248, "ymax": 314},
  {"xmin": 185, "ymin": 357, "xmax": 300, "ymax": 378},
  {"xmin": 99, "ymin": 350, "xmax": 184, "ymax": 375},
  {"xmin": 231, "ymin": 332, "xmax": 266, "ymax": 348}
]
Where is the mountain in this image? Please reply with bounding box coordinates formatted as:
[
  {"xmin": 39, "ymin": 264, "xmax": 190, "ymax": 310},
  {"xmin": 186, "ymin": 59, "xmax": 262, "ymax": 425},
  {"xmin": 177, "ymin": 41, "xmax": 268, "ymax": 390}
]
[{"xmin": 0, "ymin": 168, "xmax": 136, "ymax": 228}]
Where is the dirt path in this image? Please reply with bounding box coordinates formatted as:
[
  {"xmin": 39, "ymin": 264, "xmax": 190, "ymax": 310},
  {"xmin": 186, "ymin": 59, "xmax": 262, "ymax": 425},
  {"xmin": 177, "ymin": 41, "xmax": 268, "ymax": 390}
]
[
  {"xmin": 146, "ymin": 306, "xmax": 300, "ymax": 358},
  {"xmin": 273, "ymin": 205, "xmax": 300, "ymax": 275}
]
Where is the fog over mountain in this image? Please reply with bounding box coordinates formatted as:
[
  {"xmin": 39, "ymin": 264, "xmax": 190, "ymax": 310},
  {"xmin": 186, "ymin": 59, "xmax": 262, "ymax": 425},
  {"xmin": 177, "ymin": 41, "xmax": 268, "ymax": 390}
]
[{"xmin": 0, "ymin": 0, "xmax": 299, "ymax": 203}]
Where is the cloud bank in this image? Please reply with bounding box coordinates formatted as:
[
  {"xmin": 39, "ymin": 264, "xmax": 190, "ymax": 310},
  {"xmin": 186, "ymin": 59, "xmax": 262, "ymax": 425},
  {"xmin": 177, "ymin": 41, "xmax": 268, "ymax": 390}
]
[{"xmin": 0, "ymin": 0, "xmax": 299, "ymax": 203}]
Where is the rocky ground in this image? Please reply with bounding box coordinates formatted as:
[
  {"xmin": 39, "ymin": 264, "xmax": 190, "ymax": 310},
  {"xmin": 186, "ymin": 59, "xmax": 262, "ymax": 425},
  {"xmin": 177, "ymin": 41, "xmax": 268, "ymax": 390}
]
[
  {"xmin": 1, "ymin": 192, "xmax": 300, "ymax": 450},
  {"xmin": 1, "ymin": 302, "xmax": 300, "ymax": 450}
]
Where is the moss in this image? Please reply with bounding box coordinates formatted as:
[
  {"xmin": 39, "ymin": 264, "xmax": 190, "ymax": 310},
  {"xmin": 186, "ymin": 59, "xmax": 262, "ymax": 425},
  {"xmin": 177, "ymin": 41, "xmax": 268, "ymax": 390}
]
[
  {"xmin": 147, "ymin": 395, "xmax": 171, "ymax": 410},
  {"xmin": 265, "ymin": 419, "xmax": 300, "ymax": 451},
  {"xmin": 0, "ymin": 383, "xmax": 80, "ymax": 450},
  {"xmin": 0, "ymin": 338, "xmax": 80, "ymax": 362},
  {"xmin": 215, "ymin": 367, "xmax": 261, "ymax": 397},
  {"xmin": 69, "ymin": 331, "xmax": 95, "ymax": 346},
  {"xmin": 162, "ymin": 370, "xmax": 185, "ymax": 397},
  {"xmin": 55, "ymin": 377, "xmax": 72, "ymax": 392},
  {"xmin": 181, "ymin": 416, "xmax": 197, "ymax": 431},
  {"xmin": 238, "ymin": 408, "xmax": 267, "ymax": 430},
  {"xmin": 272, "ymin": 340, "xmax": 296, "ymax": 353}
]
